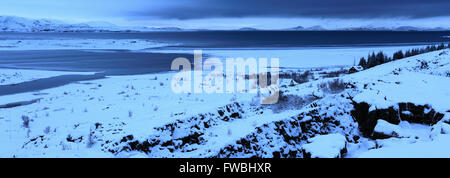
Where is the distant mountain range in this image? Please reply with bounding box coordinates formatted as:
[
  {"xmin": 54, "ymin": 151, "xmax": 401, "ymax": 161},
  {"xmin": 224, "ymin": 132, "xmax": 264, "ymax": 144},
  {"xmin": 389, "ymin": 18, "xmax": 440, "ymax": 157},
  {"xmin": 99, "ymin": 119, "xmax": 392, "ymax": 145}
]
[
  {"xmin": 237, "ymin": 27, "xmax": 259, "ymax": 31},
  {"xmin": 235, "ymin": 25, "xmax": 449, "ymax": 31},
  {"xmin": 284, "ymin": 25, "xmax": 326, "ymax": 31},
  {"xmin": 1, "ymin": 15, "xmax": 449, "ymax": 32},
  {"xmin": 283, "ymin": 25, "xmax": 449, "ymax": 31}
]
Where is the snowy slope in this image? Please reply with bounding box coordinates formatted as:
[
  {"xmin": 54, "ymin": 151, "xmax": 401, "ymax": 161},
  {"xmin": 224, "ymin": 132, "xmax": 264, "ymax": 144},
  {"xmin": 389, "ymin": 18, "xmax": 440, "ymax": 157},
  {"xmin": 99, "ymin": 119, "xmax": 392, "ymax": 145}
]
[{"xmin": 217, "ymin": 49, "xmax": 450, "ymax": 158}]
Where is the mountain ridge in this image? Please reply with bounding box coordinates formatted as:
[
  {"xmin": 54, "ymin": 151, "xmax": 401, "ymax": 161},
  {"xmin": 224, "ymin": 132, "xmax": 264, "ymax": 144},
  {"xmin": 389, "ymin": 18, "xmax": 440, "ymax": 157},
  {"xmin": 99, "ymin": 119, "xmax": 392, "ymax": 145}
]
[
  {"xmin": 0, "ymin": 15, "xmax": 184, "ymax": 32},
  {"xmin": 1, "ymin": 15, "xmax": 449, "ymax": 32}
]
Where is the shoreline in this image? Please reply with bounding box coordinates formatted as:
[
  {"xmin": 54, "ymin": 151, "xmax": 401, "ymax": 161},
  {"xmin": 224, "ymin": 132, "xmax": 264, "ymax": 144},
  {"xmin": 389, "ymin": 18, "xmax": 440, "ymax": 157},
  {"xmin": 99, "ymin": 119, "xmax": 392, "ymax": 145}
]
[
  {"xmin": 0, "ymin": 43, "xmax": 441, "ymax": 96},
  {"xmin": 0, "ymin": 49, "xmax": 449, "ymax": 157}
]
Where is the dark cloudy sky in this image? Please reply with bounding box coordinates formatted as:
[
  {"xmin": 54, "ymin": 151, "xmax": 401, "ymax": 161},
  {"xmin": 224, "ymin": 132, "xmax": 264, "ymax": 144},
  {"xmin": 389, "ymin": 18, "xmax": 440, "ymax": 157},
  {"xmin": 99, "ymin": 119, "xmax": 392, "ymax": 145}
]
[
  {"xmin": 1, "ymin": 0, "xmax": 449, "ymax": 29},
  {"xmin": 130, "ymin": 0, "xmax": 450, "ymax": 19}
]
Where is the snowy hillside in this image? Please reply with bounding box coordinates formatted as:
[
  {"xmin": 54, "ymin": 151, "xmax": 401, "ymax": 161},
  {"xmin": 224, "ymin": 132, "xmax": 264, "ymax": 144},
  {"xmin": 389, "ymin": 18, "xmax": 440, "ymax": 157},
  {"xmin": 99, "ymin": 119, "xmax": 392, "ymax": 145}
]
[
  {"xmin": 0, "ymin": 49, "xmax": 449, "ymax": 158},
  {"xmin": 0, "ymin": 16, "xmax": 183, "ymax": 32}
]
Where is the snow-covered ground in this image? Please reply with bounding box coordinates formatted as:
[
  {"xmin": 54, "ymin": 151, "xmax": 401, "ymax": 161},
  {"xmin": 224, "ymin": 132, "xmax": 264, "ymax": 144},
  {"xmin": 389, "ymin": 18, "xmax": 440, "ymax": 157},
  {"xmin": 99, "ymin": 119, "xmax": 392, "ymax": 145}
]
[
  {"xmin": 149, "ymin": 45, "xmax": 430, "ymax": 68},
  {"xmin": 0, "ymin": 48, "xmax": 449, "ymax": 158},
  {"xmin": 0, "ymin": 39, "xmax": 173, "ymax": 50},
  {"xmin": 0, "ymin": 68, "xmax": 95, "ymax": 85}
]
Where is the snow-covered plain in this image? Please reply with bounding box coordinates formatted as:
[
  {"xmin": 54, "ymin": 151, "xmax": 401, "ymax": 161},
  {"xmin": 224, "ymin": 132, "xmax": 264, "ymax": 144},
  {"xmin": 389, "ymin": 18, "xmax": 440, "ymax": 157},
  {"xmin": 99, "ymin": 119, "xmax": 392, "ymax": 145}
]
[
  {"xmin": 0, "ymin": 39, "xmax": 173, "ymax": 50},
  {"xmin": 0, "ymin": 48, "xmax": 449, "ymax": 158},
  {"xmin": 0, "ymin": 68, "xmax": 95, "ymax": 85}
]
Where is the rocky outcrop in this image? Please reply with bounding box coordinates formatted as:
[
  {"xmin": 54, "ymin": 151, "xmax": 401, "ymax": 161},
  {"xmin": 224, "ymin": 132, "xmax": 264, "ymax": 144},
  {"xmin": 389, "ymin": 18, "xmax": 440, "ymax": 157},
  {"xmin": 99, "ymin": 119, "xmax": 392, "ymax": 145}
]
[
  {"xmin": 104, "ymin": 102, "xmax": 249, "ymax": 155},
  {"xmin": 216, "ymin": 106, "xmax": 343, "ymax": 158},
  {"xmin": 301, "ymin": 134, "xmax": 348, "ymax": 158},
  {"xmin": 351, "ymin": 102, "xmax": 444, "ymax": 137}
]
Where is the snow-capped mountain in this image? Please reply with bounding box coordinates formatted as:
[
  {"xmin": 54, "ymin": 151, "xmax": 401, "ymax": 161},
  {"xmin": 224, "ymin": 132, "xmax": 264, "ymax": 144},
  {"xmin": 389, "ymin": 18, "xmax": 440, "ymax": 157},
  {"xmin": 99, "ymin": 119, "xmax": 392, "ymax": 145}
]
[
  {"xmin": 3, "ymin": 15, "xmax": 448, "ymax": 32},
  {"xmin": 285, "ymin": 26, "xmax": 305, "ymax": 31},
  {"xmin": 284, "ymin": 25, "xmax": 326, "ymax": 31},
  {"xmin": 0, "ymin": 16, "xmax": 183, "ymax": 32},
  {"xmin": 341, "ymin": 26, "xmax": 449, "ymax": 31},
  {"xmin": 284, "ymin": 25, "xmax": 450, "ymax": 31},
  {"xmin": 237, "ymin": 27, "xmax": 260, "ymax": 31},
  {"xmin": 1, "ymin": 16, "xmax": 64, "ymax": 32}
]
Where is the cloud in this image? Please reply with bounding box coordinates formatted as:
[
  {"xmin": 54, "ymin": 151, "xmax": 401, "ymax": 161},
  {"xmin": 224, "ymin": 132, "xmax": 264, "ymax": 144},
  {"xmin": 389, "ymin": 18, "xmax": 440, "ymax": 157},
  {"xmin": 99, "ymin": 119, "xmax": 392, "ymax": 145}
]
[
  {"xmin": 1, "ymin": 0, "xmax": 449, "ymax": 28},
  {"xmin": 129, "ymin": 0, "xmax": 450, "ymax": 20}
]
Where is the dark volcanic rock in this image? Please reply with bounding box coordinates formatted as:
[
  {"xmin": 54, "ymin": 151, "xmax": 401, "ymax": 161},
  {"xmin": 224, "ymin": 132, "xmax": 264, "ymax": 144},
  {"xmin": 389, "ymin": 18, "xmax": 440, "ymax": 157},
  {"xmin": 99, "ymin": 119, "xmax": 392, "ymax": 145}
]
[
  {"xmin": 398, "ymin": 102, "xmax": 444, "ymax": 125},
  {"xmin": 351, "ymin": 101, "xmax": 444, "ymax": 137}
]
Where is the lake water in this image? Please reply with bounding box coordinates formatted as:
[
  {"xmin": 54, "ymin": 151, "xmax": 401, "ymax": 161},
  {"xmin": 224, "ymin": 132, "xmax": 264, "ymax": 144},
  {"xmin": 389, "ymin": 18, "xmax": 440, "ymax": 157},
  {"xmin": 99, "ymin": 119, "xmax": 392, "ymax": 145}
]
[{"xmin": 1, "ymin": 31, "xmax": 449, "ymax": 48}]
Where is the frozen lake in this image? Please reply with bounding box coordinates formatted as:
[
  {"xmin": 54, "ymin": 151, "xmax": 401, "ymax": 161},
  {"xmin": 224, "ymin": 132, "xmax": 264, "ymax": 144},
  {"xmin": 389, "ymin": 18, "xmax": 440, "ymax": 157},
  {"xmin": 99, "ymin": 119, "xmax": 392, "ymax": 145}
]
[{"xmin": 0, "ymin": 31, "xmax": 448, "ymax": 95}]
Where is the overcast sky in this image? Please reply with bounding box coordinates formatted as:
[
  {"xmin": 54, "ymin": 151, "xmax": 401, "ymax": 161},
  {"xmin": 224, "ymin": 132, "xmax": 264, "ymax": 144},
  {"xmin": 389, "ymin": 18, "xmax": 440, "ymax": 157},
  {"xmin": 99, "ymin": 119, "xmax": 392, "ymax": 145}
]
[{"xmin": 1, "ymin": 0, "xmax": 449, "ymax": 29}]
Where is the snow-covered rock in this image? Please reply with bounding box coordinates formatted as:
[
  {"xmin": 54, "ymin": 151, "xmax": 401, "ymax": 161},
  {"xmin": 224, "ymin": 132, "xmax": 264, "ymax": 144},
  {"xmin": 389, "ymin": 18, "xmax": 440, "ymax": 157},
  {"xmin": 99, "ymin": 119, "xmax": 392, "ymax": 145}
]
[
  {"xmin": 358, "ymin": 134, "xmax": 450, "ymax": 158},
  {"xmin": 373, "ymin": 120, "xmax": 432, "ymax": 139},
  {"xmin": 302, "ymin": 134, "xmax": 347, "ymax": 158},
  {"xmin": 373, "ymin": 120, "xmax": 401, "ymax": 138}
]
